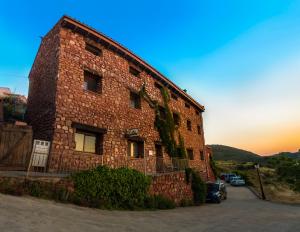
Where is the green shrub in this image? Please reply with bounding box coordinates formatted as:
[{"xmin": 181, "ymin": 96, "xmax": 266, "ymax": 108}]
[
  {"xmin": 274, "ymin": 158, "xmax": 300, "ymax": 192},
  {"xmin": 53, "ymin": 187, "xmax": 70, "ymax": 202},
  {"xmin": 294, "ymin": 181, "xmax": 300, "ymax": 192},
  {"xmin": 209, "ymin": 156, "xmax": 219, "ymax": 177},
  {"xmin": 185, "ymin": 168, "xmax": 207, "ymax": 205},
  {"xmin": 71, "ymin": 166, "xmax": 151, "ymax": 209},
  {"xmin": 236, "ymin": 162, "xmax": 255, "ymax": 171},
  {"xmin": 179, "ymin": 198, "xmax": 193, "ymax": 207},
  {"xmin": 27, "ymin": 182, "xmax": 41, "ymax": 197},
  {"xmin": 0, "ymin": 179, "xmax": 24, "ymax": 196},
  {"xmin": 144, "ymin": 195, "xmax": 175, "ymax": 209}
]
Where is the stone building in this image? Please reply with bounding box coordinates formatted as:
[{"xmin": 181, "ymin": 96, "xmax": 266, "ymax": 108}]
[{"xmin": 27, "ymin": 16, "xmax": 214, "ymax": 180}]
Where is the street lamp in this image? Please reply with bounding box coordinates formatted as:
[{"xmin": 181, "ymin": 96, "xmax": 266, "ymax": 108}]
[{"xmin": 254, "ymin": 164, "xmax": 266, "ymax": 200}]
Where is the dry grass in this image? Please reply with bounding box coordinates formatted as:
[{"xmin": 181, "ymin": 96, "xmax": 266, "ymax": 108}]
[{"xmin": 217, "ymin": 161, "xmax": 300, "ymax": 204}]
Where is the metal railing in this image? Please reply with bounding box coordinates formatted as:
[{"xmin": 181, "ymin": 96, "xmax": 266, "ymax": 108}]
[{"xmin": 45, "ymin": 155, "xmax": 190, "ymax": 176}]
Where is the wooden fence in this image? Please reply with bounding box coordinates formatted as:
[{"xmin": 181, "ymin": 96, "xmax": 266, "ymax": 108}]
[{"xmin": 0, "ymin": 123, "xmax": 33, "ymax": 170}]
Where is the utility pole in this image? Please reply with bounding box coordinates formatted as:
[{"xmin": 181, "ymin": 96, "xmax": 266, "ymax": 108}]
[{"xmin": 254, "ymin": 164, "xmax": 266, "ymax": 200}]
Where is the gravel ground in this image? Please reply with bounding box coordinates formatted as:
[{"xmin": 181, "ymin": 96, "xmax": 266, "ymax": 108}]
[{"xmin": 0, "ymin": 185, "xmax": 299, "ymax": 232}]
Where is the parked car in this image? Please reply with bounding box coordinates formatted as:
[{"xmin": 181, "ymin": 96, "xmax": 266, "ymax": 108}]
[
  {"xmin": 230, "ymin": 176, "xmax": 246, "ymax": 186},
  {"xmin": 220, "ymin": 173, "xmax": 227, "ymax": 181},
  {"xmin": 221, "ymin": 173, "xmax": 236, "ymax": 183},
  {"xmin": 206, "ymin": 181, "xmax": 227, "ymax": 203}
]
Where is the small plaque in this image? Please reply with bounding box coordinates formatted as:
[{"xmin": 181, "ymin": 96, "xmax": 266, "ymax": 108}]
[{"xmin": 126, "ymin": 128, "xmax": 139, "ymax": 137}]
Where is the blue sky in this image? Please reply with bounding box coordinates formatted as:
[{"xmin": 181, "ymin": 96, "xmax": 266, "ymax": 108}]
[{"xmin": 1, "ymin": 0, "xmax": 300, "ymax": 154}]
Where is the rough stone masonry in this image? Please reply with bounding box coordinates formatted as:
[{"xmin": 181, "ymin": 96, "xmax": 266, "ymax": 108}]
[{"xmin": 26, "ymin": 15, "xmax": 215, "ymax": 181}]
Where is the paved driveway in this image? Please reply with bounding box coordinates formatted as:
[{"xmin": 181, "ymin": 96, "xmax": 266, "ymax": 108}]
[{"xmin": 0, "ymin": 186, "xmax": 299, "ymax": 232}]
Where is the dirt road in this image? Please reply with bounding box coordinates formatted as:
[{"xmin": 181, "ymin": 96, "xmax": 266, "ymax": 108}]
[{"xmin": 0, "ymin": 186, "xmax": 299, "ymax": 232}]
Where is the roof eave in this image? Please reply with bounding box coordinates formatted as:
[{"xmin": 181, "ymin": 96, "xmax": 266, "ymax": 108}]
[{"xmin": 61, "ymin": 15, "xmax": 205, "ymax": 112}]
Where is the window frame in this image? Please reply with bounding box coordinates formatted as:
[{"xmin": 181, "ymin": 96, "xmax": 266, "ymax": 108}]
[
  {"xmin": 85, "ymin": 43, "xmax": 102, "ymax": 56},
  {"xmin": 197, "ymin": 125, "xmax": 201, "ymax": 134},
  {"xmin": 159, "ymin": 106, "xmax": 167, "ymax": 120},
  {"xmin": 129, "ymin": 66, "xmax": 141, "ymax": 77},
  {"xmin": 127, "ymin": 140, "xmax": 144, "ymax": 158},
  {"xmin": 171, "ymin": 93, "xmax": 178, "ymax": 100},
  {"xmin": 187, "ymin": 149, "xmax": 194, "ymax": 160},
  {"xmin": 200, "ymin": 151, "xmax": 205, "ymax": 161},
  {"xmin": 173, "ymin": 112, "xmax": 180, "ymax": 126},
  {"xmin": 154, "ymin": 82, "xmax": 163, "ymax": 90},
  {"xmin": 83, "ymin": 70, "xmax": 102, "ymax": 94},
  {"xmin": 74, "ymin": 129, "xmax": 103, "ymax": 155},
  {"xmin": 187, "ymin": 120, "xmax": 192, "ymax": 131},
  {"xmin": 130, "ymin": 91, "xmax": 141, "ymax": 109},
  {"xmin": 185, "ymin": 102, "xmax": 191, "ymax": 109}
]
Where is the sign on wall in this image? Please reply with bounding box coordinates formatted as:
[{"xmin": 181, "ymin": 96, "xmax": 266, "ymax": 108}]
[{"xmin": 126, "ymin": 128, "xmax": 139, "ymax": 137}]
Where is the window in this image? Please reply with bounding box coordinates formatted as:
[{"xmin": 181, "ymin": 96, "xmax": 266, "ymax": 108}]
[
  {"xmin": 185, "ymin": 103, "xmax": 190, "ymax": 109},
  {"xmin": 171, "ymin": 93, "xmax": 178, "ymax": 100},
  {"xmin": 173, "ymin": 112, "xmax": 180, "ymax": 126},
  {"xmin": 197, "ymin": 125, "xmax": 201, "ymax": 134},
  {"xmin": 130, "ymin": 91, "xmax": 141, "ymax": 109},
  {"xmin": 84, "ymin": 71, "xmax": 101, "ymax": 93},
  {"xmin": 154, "ymin": 82, "xmax": 163, "ymax": 90},
  {"xmin": 187, "ymin": 149, "xmax": 194, "ymax": 160},
  {"xmin": 128, "ymin": 140, "xmax": 144, "ymax": 158},
  {"xmin": 187, "ymin": 120, "xmax": 192, "ymax": 131},
  {"xmin": 200, "ymin": 151, "xmax": 205, "ymax": 160},
  {"xmin": 75, "ymin": 130, "xmax": 103, "ymax": 154},
  {"xmin": 129, "ymin": 66, "xmax": 140, "ymax": 77},
  {"xmin": 85, "ymin": 43, "xmax": 102, "ymax": 56},
  {"xmin": 159, "ymin": 106, "xmax": 166, "ymax": 119}
]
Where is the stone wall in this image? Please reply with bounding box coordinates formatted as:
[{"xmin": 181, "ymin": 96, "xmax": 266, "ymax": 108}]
[
  {"xmin": 27, "ymin": 16, "xmax": 212, "ymax": 177},
  {"xmin": 26, "ymin": 21, "xmax": 61, "ymax": 141},
  {"xmin": 0, "ymin": 171, "xmax": 192, "ymax": 206},
  {"xmin": 149, "ymin": 171, "xmax": 193, "ymax": 205}
]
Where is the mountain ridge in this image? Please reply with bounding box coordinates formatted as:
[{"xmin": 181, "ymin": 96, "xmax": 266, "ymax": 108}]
[{"xmin": 209, "ymin": 144, "xmax": 300, "ymax": 162}]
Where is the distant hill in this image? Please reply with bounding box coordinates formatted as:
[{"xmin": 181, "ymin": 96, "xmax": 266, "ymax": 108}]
[
  {"xmin": 271, "ymin": 151, "xmax": 300, "ymax": 160},
  {"xmin": 209, "ymin": 145, "xmax": 262, "ymax": 163},
  {"xmin": 209, "ymin": 145, "xmax": 300, "ymax": 162}
]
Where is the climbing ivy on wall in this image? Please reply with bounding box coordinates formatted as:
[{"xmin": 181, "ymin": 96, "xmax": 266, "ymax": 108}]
[{"xmin": 139, "ymin": 84, "xmax": 187, "ymax": 158}]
